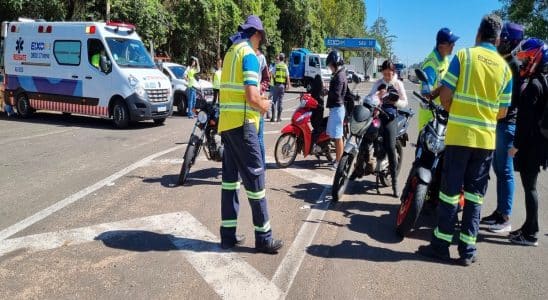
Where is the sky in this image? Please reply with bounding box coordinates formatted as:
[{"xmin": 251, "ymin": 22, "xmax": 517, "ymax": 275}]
[{"xmin": 364, "ymin": 0, "xmax": 503, "ymax": 65}]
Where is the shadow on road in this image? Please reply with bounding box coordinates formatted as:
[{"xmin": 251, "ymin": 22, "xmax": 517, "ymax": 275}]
[
  {"xmin": 271, "ymin": 182, "xmax": 325, "ymax": 204},
  {"xmin": 0, "ymin": 112, "xmax": 166, "ymax": 130},
  {"xmin": 95, "ymin": 230, "xmax": 256, "ymax": 253},
  {"xmin": 140, "ymin": 167, "xmax": 222, "ymax": 188}
]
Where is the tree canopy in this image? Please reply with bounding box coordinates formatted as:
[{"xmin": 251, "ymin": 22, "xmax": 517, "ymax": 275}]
[{"xmin": 0, "ymin": 0, "xmax": 394, "ymax": 70}]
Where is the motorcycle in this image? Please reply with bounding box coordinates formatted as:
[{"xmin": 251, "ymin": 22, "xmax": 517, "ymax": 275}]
[
  {"xmin": 274, "ymin": 93, "xmax": 336, "ymax": 168},
  {"xmin": 395, "ymin": 69, "xmax": 449, "ymax": 237},
  {"xmin": 177, "ymin": 100, "xmax": 223, "ymax": 185},
  {"xmin": 333, "ymin": 88, "xmax": 413, "ymax": 201}
]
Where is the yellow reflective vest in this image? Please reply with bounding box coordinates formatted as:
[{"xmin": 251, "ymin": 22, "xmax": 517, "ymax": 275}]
[
  {"xmin": 274, "ymin": 62, "xmax": 288, "ymax": 84},
  {"xmin": 442, "ymin": 43, "xmax": 512, "ymax": 150},
  {"xmin": 218, "ymin": 41, "xmax": 261, "ymax": 133},
  {"xmin": 418, "ymin": 49, "xmax": 449, "ymax": 129},
  {"xmin": 213, "ymin": 69, "xmax": 222, "ymax": 90}
]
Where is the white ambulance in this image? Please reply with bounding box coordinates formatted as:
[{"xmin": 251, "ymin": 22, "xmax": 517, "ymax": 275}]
[{"xmin": 0, "ymin": 20, "xmax": 173, "ymax": 128}]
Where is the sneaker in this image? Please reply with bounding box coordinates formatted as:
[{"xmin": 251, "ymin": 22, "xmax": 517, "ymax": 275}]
[
  {"xmin": 256, "ymin": 239, "xmax": 284, "ymax": 254},
  {"xmin": 509, "ymin": 233, "xmax": 538, "ymax": 246},
  {"xmin": 481, "ymin": 211, "xmax": 501, "ymax": 225},
  {"xmin": 508, "ymin": 228, "xmax": 522, "ymax": 239},
  {"xmin": 457, "ymin": 255, "xmax": 477, "ymax": 267},
  {"xmin": 220, "ymin": 235, "xmax": 246, "ymax": 249},
  {"xmin": 329, "ymin": 161, "xmax": 338, "ymax": 171},
  {"xmin": 488, "ymin": 220, "xmax": 512, "ymax": 233}
]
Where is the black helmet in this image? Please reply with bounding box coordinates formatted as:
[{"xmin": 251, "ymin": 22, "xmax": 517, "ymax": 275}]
[{"xmin": 326, "ymin": 50, "xmax": 344, "ymax": 67}]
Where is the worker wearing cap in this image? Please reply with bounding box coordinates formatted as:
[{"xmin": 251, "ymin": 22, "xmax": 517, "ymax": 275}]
[
  {"xmin": 185, "ymin": 57, "xmax": 200, "ymax": 118},
  {"xmin": 218, "ymin": 15, "xmax": 283, "ymax": 254},
  {"xmin": 418, "ymin": 14, "xmax": 512, "ymax": 266},
  {"xmin": 270, "ymin": 53, "xmax": 291, "ymax": 122},
  {"xmin": 418, "ymin": 28, "xmax": 459, "ymax": 129}
]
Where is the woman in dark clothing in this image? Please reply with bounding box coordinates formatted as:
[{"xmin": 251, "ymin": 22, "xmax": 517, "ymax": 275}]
[
  {"xmin": 508, "ymin": 38, "xmax": 548, "ymax": 246},
  {"xmin": 310, "ymin": 74, "xmax": 325, "ymax": 145}
]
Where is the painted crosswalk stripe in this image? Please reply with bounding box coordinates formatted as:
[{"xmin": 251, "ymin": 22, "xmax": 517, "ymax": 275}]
[{"xmin": 0, "ymin": 211, "xmax": 282, "ymax": 300}]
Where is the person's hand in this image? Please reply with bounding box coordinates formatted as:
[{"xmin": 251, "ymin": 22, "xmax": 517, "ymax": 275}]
[
  {"xmin": 260, "ymin": 97, "xmax": 271, "ymax": 114},
  {"xmin": 508, "ymin": 146, "xmax": 518, "ymax": 157},
  {"xmin": 377, "ymin": 89, "xmax": 387, "ymax": 99}
]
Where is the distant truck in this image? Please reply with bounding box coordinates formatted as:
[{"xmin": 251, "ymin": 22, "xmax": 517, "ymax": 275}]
[
  {"xmin": 288, "ymin": 48, "xmax": 331, "ymax": 91},
  {"xmin": 395, "ymin": 63, "xmax": 405, "ymax": 81},
  {"xmin": 1, "ymin": 20, "xmax": 173, "ymax": 128}
]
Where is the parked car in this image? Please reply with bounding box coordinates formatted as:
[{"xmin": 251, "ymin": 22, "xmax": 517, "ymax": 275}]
[
  {"xmin": 160, "ymin": 62, "xmax": 214, "ymax": 115},
  {"xmin": 347, "ymin": 70, "xmax": 367, "ymax": 83}
]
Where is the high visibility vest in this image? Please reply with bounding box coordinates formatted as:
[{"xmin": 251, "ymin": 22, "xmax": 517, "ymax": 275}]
[
  {"xmin": 91, "ymin": 53, "xmax": 100, "ymax": 68},
  {"xmin": 274, "ymin": 62, "xmax": 288, "ymax": 84},
  {"xmin": 418, "ymin": 49, "xmax": 449, "ymax": 129},
  {"xmin": 218, "ymin": 41, "xmax": 261, "ymax": 133},
  {"xmin": 213, "ymin": 69, "xmax": 222, "ymax": 89},
  {"xmin": 444, "ymin": 45, "xmax": 512, "ymax": 149},
  {"xmin": 187, "ymin": 67, "xmax": 198, "ymax": 88}
]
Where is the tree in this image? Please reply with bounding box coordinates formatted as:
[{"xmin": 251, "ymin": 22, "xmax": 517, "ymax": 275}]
[
  {"xmin": 369, "ymin": 17, "xmax": 394, "ymax": 59},
  {"xmin": 496, "ymin": 0, "xmax": 547, "ymax": 40}
]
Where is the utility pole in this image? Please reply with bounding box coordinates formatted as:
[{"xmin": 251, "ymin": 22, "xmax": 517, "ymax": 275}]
[{"xmin": 106, "ymin": 0, "xmax": 111, "ymax": 22}]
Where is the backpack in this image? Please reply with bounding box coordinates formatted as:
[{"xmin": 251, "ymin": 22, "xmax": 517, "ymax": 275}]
[{"xmin": 538, "ymin": 74, "xmax": 548, "ymax": 140}]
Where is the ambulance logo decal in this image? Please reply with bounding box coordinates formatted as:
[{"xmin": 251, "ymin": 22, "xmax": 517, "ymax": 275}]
[{"xmin": 16, "ymin": 37, "xmax": 24, "ymax": 53}]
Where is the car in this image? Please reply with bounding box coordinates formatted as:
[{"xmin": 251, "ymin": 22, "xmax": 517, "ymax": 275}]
[
  {"xmin": 347, "ymin": 70, "xmax": 367, "ymax": 83},
  {"xmin": 160, "ymin": 62, "xmax": 214, "ymax": 115}
]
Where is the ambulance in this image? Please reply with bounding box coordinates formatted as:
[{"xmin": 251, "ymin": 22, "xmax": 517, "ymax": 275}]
[{"xmin": 0, "ymin": 20, "xmax": 173, "ymax": 128}]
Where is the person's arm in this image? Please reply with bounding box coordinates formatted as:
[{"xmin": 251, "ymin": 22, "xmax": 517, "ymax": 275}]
[
  {"xmin": 286, "ymin": 65, "xmax": 292, "ymax": 89},
  {"xmin": 439, "ymin": 54, "xmax": 461, "ymax": 111},
  {"xmin": 243, "ymin": 52, "xmax": 270, "ymax": 113},
  {"xmin": 497, "ymin": 72, "xmax": 513, "ymax": 120},
  {"xmin": 394, "ymin": 80, "xmax": 408, "ymax": 109}
]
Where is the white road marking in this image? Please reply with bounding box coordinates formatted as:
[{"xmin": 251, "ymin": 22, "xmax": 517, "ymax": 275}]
[
  {"xmin": 265, "ymin": 156, "xmax": 333, "ymax": 296},
  {"xmin": 0, "ymin": 145, "xmax": 184, "ymax": 241},
  {"xmin": 0, "ymin": 128, "xmax": 74, "ymax": 145},
  {"xmin": 0, "ymin": 211, "xmax": 281, "ymax": 300}
]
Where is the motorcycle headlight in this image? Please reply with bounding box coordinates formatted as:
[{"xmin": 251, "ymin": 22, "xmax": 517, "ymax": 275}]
[
  {"xmin": 425, "ymin": 131, "xmax": 445, "ymax": 154},
  {"xmin": 197, "ymin": 111, "xmax": 208, "ymax": 124}
]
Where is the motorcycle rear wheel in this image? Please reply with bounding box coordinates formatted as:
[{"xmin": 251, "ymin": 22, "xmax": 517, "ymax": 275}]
[
  {"xmin": 396, "ymin": 178, "xmax": 427, "ymax": 237},
  {"xmin": 332, "ymin": 153, "xmax": 353, "ymax": 202},
  {"xmin": 275, "ymin": 133, "xmax": 299, "ymax": 168}
]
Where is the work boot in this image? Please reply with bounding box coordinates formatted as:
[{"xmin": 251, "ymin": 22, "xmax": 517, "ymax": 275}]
[
  {"xmin": 392, "ymin": 178, "xmax": 400, "ymax": 198},
  {"xmin": 457, "ymin": 255, "xmax": 477, "ymax": 267},
  {"xmin": 256, "ymin": 239, "xmax": 284, "ymax": 254},
  {"xmin": 220, "ymin": 235, "xmax": 246, "ymax": 249}
]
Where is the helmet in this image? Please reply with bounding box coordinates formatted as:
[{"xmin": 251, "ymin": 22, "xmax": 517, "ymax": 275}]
[
  {"xmin": 278, "ymin": 53, "xmax": 285, "ymax": 61},
  {"xmin": 498, "ymin": 22, "xmax": 524, "ymax": 55},
  {"xmin": 514, "ymin": 38, "xmax": 548, "ymax": 77},
  {"xmin": 326, "ymin": 50, "xmax": 344, "ymax": 67}
]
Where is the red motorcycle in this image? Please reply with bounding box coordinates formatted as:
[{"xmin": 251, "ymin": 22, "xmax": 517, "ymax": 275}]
[{"xmin": 274, "ymin": 93, "xmax": 335, "ymax": 168}]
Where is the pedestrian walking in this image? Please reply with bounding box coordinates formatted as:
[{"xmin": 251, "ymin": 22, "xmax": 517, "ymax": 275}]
[
  {"xmin": 418, "ymin": 14, "xmax": 513, "ymax": 266},
  {"xmin": 218, "ymin": 15, "xmax": 283, "ymax": 254},
  {"xmin": 508, "ymin": 38, "xmax": 548, "ymax": 247},
  {"xmin": 481, "ymin": 22, "xmax": 524, "ymax": 233},
  {"xmin": 270, "ymin": 53, "xmax": 291, "ymax": 122}
]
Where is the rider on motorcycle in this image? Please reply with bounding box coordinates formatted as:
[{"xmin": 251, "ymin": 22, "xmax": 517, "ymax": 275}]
[{"xmin": 351, "ymin": 60, "xmax": 408, "ymax": 197}]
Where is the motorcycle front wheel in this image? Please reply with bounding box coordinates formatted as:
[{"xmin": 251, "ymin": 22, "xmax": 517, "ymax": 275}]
[
  {"xmin": 332, "ymin": 153, "xmax": 353, "ymax": 202},
  {"xmin": 274, "ymin": 133, "xmax": 299, "ymax": 168},
  {"xmin": 396, "ymin": 177, "xmax": 428, "ymax": 237},
  {"xmin": 178, "ymin": 135, "xmax": 200, "ymax": 186}
]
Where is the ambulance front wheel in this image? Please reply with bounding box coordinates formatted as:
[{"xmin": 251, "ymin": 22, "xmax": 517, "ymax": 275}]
[
  {"xmin": 112, "ymin": 99, "xmax": 130, "ymax": 129},
  {"xmin": 16, "ymin": 93, "xmax": 33, "ymax": 118}
]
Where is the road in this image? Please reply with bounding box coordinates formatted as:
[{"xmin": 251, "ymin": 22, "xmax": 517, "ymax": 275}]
[{"xmin": 0, "ymin": 82, "xmax": 546, "ymax": 299}]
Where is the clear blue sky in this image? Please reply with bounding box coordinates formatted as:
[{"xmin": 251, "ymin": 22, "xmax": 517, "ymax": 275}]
[{"xmin": 365, "ymin": 0, "xmax": 503, "ymax": 65}]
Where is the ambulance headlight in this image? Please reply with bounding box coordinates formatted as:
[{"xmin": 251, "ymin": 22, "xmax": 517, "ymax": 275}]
[{"xmin": 128, "ymin": 75, "xmax": 147, "ymax": 98}]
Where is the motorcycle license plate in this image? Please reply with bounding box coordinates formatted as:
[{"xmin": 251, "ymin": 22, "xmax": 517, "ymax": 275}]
[
  {"xmin": 206, "ymin": 96, "xmax": 213, "ymax": 102},
  {"xmin": 157, "ymin": 106, "xmax": 167, "ymax": 112}
]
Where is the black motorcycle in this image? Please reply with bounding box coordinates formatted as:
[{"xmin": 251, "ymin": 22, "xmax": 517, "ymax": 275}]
[
  {"xmin": 178, "ymin": 100, "xmax": 223, "ymax": 185},
  {"xmin": 395, "ymin": 69, "xmax": 449, "ymax": 237},
  {"xmin": 336, "ymin": 90, "xmax": 413, "ymax": 200}
]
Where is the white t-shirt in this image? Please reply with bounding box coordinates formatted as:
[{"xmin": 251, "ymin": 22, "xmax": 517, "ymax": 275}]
[{"xmin": 366, "ymin": 77, "xmax": 408, "ymax": 109}]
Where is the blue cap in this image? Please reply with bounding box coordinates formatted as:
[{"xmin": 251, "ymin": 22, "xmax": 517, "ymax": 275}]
[
  {"xmin": 238, "ymin": 15, "xmax": 265, "ymax": 33},
  {"xmin": 436, "ymin": 28, "xmax": 459, "ymax": 44},
  {"xmin": 501, "ymin": 22, "xmax": 524, "ymax": 42}
]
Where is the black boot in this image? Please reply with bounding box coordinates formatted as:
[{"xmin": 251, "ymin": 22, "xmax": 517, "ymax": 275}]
[{"xmin": 392, "ymin": 180, "xmax": 400, "ymax": 198}]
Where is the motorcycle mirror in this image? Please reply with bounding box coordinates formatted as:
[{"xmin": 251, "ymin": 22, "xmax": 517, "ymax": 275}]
[
  {"xmin": 352, "ymin": 74, "xmax": 360, "ymax": 84},
  {"xmin": 414, "ymin": 69, "xmax": 429, "ymax": 83}
]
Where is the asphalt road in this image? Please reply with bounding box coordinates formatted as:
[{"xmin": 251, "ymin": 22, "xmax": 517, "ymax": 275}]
[{"xmin": 0, "ymin": 82, "xmax": 546, "ymax": 299}]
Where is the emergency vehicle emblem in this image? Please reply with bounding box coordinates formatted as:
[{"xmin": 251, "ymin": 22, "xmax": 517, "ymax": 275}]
[{"xmin": 16, "ymin": 37, "xmax": 24, "ymax": 53}]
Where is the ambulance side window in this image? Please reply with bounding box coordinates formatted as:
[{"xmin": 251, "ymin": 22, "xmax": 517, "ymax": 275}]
[
  {"xmin": 162, "ymin": 69, "xmax": 172, "ymax": 80},
  {"xmin": 53, "ymin": 40, "xmax": 81, "ymax": 66},
  {"xmin": 87, "ymin": 39, "xmax": 106, "ymax": 70}
]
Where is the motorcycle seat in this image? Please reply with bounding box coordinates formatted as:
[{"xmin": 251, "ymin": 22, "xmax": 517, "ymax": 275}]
[{"xmin": 398, "ymin": 108, "xmax": 414, "ymax": 118}]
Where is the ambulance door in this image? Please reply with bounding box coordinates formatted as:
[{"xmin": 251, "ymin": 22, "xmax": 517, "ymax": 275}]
[{"xmin": 82, "ymin": 38, "xmax": 112, "ymax": 117}]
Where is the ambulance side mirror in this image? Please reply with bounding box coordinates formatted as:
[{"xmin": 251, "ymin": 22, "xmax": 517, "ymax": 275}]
[{"xmin": 100, "ymin": 55, "xmax": 112, "ymax": 74}]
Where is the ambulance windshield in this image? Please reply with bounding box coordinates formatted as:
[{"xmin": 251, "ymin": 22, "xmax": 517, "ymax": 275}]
[{"xmin": 106, "ymin": 38, "xmax": 155, "ymax": 69}]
